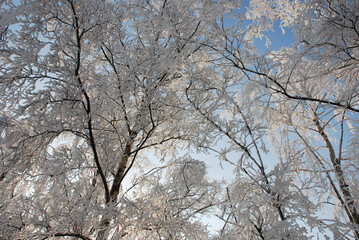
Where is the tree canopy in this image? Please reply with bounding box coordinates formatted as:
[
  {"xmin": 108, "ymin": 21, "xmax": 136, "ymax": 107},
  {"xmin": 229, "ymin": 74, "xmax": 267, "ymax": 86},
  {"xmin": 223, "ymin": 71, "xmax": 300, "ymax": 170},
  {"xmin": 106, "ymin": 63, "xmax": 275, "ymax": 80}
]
[{"xmin": 1, "ymin": 0, "xmax": 358, "ymax": 239}]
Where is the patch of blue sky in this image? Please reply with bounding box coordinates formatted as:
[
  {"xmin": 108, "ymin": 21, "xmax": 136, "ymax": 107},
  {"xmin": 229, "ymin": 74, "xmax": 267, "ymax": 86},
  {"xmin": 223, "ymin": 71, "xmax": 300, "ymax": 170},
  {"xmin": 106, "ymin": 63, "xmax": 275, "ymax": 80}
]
[
  {"xmin": 254, "ymin": 19, "xmax": 295, "ymax": 53},
  {"xmin": 221, "ymin": 0, "xmax": 295, "ymax": 52}
]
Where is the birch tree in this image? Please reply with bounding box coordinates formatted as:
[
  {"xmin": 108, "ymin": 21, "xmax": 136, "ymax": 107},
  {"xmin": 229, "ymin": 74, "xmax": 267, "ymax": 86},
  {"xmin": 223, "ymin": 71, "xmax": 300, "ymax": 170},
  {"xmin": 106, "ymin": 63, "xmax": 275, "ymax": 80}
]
[
  {"xmin": 184, "ymin": 32, "xmax": 318, "ymax": 239},
  {"xmin": 258, "ymin": 1, "xmax": 359, "ymax": 238},
  {"xmin": 0, "ymin": 0, "xmax": 227, "ymax": 239},
  {"xmin": 206, "ymin": 0, "xmax": 359, "ymax": 238}
]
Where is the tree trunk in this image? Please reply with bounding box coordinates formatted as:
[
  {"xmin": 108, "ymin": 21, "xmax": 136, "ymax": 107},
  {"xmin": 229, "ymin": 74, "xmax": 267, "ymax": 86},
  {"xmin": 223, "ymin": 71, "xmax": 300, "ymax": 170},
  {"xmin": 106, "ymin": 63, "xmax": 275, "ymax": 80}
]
[
  {"xmin": 314, "ymin": 114, "xmax": 359, "ymax": 239},
  {"xmin": 96, "ymin": 139, "xmax": 134, "ymax": 240}
]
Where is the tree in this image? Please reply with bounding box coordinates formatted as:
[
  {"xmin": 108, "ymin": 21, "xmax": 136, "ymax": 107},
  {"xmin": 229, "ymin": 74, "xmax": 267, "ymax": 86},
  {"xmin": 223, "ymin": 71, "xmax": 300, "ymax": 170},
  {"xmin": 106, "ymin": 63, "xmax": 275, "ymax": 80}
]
[
  {"xmin": 203, "ymin": 0, "xmax": 359, "ymax": 238},
  {"xmin": 255, "ymin": 0, "xmax": 359, "ymax": 238},
  {"xmin": 184, "ymin": 35, "xmax": 318, "ymax": 239},
  {"xmin": 0, "ymin": 0, "xmax": 227, "ymax": 239}
]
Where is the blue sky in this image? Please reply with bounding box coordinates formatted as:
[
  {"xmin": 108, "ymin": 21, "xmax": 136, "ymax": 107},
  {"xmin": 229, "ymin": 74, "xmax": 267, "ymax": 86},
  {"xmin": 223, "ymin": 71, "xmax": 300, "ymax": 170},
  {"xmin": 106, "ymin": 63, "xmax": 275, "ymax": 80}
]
[{"xmin": 254, "ymin": 19, "xmax": 295, "ymax": 52}]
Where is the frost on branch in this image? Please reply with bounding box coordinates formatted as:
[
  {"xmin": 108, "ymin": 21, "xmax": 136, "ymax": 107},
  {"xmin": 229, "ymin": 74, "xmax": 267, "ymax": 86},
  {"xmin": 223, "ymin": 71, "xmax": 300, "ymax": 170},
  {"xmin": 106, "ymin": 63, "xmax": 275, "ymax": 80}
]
[{"xmin": 1, "ymin": 0, "xmax": 359, "ymax": 239}]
